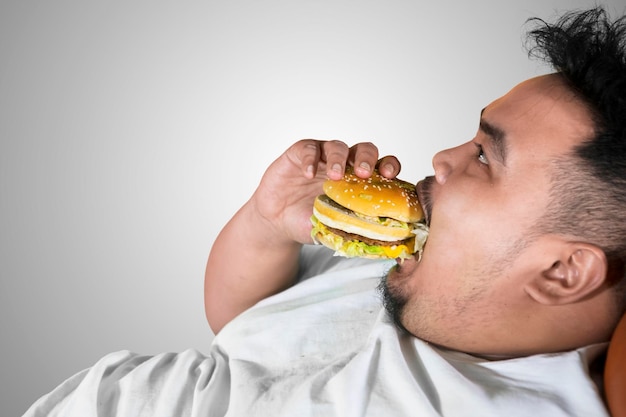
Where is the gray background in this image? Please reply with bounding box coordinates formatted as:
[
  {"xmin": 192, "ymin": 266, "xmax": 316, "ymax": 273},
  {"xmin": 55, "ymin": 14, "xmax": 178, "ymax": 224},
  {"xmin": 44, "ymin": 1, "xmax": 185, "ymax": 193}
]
[{"xmin": 2, "ymin": 0, "xmax": 624, "ymax": 415}]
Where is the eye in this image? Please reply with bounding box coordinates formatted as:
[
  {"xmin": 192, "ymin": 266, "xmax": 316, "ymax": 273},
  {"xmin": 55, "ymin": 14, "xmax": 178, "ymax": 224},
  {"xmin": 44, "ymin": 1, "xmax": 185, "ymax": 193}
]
[{"xmin": 475, "ymin": 144, "xmax": 489, "ymax": 166}]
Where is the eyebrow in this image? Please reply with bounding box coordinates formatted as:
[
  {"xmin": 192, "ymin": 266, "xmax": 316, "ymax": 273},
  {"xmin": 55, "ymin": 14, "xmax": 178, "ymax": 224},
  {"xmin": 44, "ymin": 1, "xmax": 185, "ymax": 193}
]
[{"xmin": 479, "ymin": 107, "xmax": 507, "ymax": 166}]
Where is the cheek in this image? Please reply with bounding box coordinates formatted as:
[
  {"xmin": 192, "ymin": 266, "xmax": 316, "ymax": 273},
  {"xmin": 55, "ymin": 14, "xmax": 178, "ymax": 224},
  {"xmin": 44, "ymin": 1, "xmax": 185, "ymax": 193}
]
[
  {"xmin": 431, "ymin": 184, "xmax": 532, "ymax": 249},
  {"xmin": 424, "ymin": 209, "xmax": 487, "ymax": 271},
  {"xmin": 419, "ymin": 177, "xmax": 545, "ymax": 283},
  {"xmin": 417, "ymin": 208, "xmax": 524, "ymax": 293}
]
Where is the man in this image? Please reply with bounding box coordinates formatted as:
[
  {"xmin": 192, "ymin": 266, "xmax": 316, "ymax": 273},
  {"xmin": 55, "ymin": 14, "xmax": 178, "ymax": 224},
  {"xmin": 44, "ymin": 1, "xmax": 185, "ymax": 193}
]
[
  {"xmin": 24, "ymin": 7, "xmax": 626, "ymax": 417},
  {"xmin": 206, "ymin": 8, "xmax": 626, "ymax": 354}
]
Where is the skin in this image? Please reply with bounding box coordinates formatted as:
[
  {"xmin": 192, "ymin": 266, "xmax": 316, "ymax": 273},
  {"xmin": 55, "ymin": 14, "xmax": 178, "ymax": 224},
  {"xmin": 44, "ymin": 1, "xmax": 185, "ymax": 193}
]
[
  {"xmin": 386, "ymin": 74, "xmax": 616, "ymax": 356},
  {"xmin": 205, "ymin": 73, "xmax": 617, "ymax": 357}
]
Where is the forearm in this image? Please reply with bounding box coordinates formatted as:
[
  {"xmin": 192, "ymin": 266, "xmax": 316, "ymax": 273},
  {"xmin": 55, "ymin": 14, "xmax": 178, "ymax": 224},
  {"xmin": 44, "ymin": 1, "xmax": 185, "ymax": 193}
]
[{"xmin": 204, "ymin": 198, "xmax": 302, "ymax": 334}]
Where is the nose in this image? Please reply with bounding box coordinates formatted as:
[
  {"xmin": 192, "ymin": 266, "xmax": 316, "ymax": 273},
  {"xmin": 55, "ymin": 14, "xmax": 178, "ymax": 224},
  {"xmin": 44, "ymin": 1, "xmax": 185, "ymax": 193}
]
[{"xmin": 432, "ymin": 146, "xmax": 456, "ymax": 184}]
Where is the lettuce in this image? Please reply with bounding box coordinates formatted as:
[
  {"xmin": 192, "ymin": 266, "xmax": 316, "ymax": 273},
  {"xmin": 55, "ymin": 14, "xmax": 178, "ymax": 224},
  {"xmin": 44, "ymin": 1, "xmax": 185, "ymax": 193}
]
[{"xmin": 310, "ymin": 215, "xmax": 418, "ymax": 259}]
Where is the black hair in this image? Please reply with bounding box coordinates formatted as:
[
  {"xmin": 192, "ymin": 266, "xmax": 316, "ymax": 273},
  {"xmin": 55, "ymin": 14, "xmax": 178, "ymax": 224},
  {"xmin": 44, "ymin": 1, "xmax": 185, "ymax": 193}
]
[{"xmin": 526, "ymin": 7, "xmax": 626, "ymax": 303}]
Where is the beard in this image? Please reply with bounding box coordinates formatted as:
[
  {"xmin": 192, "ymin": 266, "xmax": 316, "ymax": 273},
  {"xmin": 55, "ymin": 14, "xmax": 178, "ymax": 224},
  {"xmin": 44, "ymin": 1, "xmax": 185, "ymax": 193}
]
[{"xmin": 377, "ymin": 271, "xmax": 410, "ymax": 334}]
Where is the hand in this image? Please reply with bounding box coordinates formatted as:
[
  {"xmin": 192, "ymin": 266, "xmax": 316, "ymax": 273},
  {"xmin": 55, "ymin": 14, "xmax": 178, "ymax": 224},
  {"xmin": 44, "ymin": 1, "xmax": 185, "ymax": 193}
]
[
  {"xmin": 251, "ymin": 139, "xmax": 402, "ymax": 245},
  {"xmin": 205, "ymin": 139, "xmax": 402, "ymax": 332}
]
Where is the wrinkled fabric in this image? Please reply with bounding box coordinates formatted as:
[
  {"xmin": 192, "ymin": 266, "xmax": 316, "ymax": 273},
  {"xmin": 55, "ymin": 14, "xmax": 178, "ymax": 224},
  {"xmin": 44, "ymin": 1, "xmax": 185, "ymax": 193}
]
[
  {"xmin": 23, "ymin": 350, "xmax": 230, "ymax": 417},
  {"xmin": 23, "ymin": 246, "xmax": 610, "ymax": 416}
]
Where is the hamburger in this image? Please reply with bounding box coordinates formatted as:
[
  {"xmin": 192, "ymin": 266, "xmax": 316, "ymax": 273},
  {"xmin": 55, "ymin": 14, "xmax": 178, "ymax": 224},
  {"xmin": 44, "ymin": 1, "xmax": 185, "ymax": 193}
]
[{"xmin": 310, "ymin": 167, "xmax": 429, "ymax": 260}]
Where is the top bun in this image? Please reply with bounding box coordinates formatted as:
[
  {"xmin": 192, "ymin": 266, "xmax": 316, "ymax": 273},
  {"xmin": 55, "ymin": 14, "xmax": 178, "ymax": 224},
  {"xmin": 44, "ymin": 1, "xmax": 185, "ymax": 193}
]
[{"xmin": 322, "ymin": 168, "xmax": 423, "ymax": 223}]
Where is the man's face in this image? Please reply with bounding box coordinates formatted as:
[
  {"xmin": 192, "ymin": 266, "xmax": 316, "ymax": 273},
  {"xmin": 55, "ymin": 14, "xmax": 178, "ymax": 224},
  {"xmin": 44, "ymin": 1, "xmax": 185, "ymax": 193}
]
[{"xmin": 384, "ymin": 74, "xmax": 595, "ymax": 355}]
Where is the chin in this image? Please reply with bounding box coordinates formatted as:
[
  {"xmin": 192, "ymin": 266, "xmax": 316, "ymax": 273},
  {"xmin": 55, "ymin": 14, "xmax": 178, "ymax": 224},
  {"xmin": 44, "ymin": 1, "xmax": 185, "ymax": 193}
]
[{"xmin": 378, "ymin": 271, "xmax": 411, "ymax": 334}]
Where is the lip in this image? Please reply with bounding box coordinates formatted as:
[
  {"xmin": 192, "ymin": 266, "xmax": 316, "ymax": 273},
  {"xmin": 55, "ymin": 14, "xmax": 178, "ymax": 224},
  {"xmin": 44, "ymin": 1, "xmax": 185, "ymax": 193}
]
[
  {"xmin": 395, "ymin": 254, "xmax": 417, "ymax": 266},
  {"xmin": 415, "ymin": 179, "xmax": 431, "ymax": 226},
  {"xmin": 394, "ymin": 253, "xmax": 419, "ymax": 271}
]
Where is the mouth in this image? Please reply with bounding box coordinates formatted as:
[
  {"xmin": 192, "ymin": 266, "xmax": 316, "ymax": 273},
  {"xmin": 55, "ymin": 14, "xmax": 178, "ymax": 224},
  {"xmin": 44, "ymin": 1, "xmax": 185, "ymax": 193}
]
[{"xmin": 395, "ymin": 255, "xmax": 418, "ymax": 267}]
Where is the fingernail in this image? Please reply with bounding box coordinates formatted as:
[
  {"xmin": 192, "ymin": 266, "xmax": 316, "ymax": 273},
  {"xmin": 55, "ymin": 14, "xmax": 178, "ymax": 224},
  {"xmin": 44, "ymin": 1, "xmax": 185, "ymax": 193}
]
[
  {"xmin": 331, "ymin": 163, "xmax": 342, "ymax": 172},
  {"xmin": 359, "ymin": 161, "xmax": 371, "ymax": 172},
  {"xmin": 381, "ymin": 163, "xmax": 394, "ymax": 174}
]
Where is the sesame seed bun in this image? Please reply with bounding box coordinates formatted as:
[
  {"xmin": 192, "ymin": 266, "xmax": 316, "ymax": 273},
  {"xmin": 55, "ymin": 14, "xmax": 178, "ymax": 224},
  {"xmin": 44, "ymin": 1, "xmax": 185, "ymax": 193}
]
[{"xmin": 322, "ymin": 169, "xmax": 423, "ymax": 223}]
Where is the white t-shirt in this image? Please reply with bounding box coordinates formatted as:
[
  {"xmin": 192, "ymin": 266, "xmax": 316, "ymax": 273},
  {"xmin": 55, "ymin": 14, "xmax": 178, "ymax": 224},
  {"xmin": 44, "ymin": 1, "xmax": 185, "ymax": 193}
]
[{"xmin": 23, "ymin": 245, "xmax": 609, "ymax": 417}]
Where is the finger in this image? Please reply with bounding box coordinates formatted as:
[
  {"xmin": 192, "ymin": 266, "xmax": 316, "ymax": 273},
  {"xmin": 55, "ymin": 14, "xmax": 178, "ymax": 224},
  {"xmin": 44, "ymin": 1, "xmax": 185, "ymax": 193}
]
[
  {"xmin": 320, "ymin": 140, "xmax": 350, "ymax": 180},
  {"xmin": 376, "ymin": 155, "xmax": 401, "ymax": 178},
  {"xmin": 349, "ymin": 142, "xmax": 380, "ymax": 178},
  {"xmin": 295, "ymin": 139, "xmax": 322, "ymax": 179}
]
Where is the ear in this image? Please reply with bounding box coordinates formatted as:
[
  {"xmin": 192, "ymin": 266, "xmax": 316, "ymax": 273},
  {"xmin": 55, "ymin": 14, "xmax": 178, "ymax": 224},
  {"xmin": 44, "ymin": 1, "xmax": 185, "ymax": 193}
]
[{"xmin": 525, "ymin": 242, "xmax": 608, "ymax": 305}]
